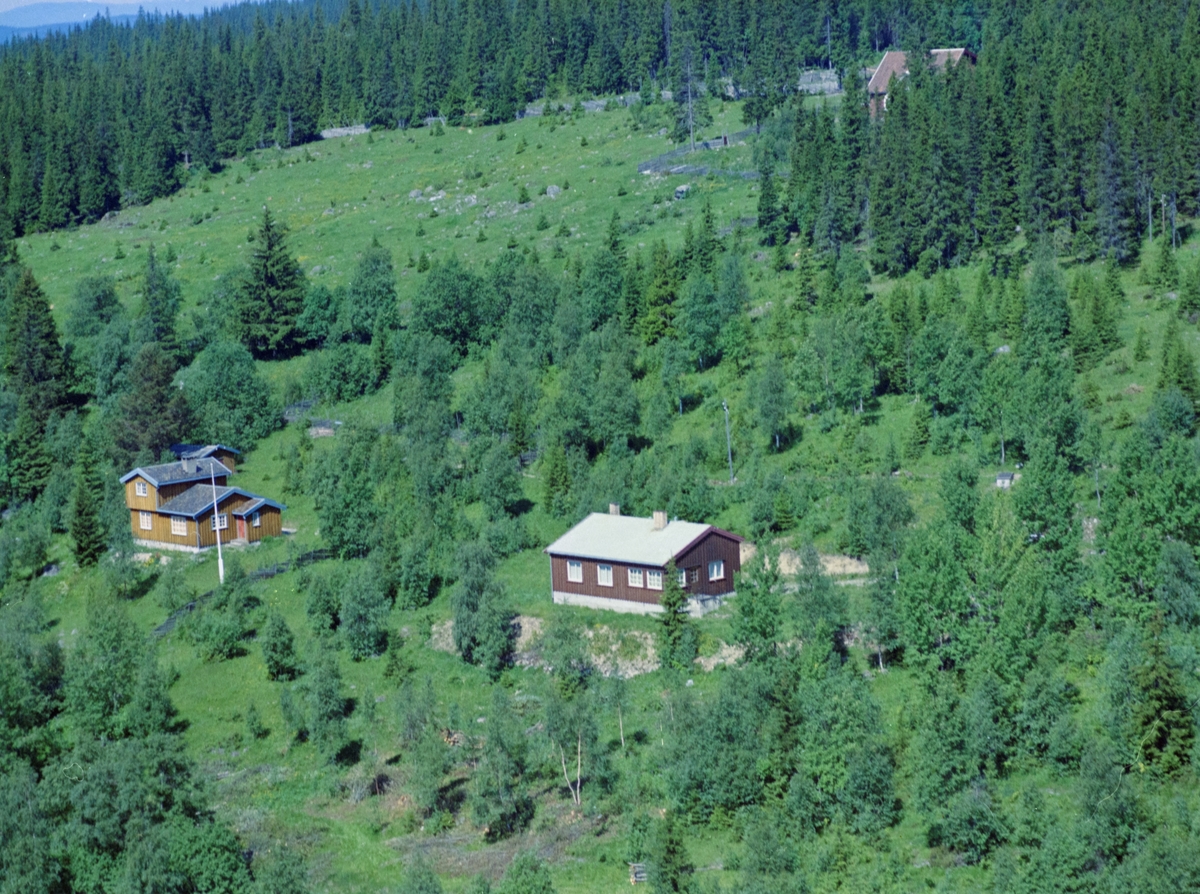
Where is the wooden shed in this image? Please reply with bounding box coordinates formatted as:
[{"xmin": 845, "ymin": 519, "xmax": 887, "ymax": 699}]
[
  {"xmin": 170, "ymin": 443, "xmax": 243, "ymax": 472},
  {"xmin": 544, "ymin": 507, "xmax": 743, "ymax": 615}
]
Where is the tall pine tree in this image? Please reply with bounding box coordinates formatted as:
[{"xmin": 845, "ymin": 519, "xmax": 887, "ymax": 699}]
[{"xmin": 234, "ymin": 206, "xmax": 307, "ymax": 358}]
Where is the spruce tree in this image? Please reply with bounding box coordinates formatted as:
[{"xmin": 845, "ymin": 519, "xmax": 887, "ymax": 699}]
[
  {"xmin": 695, "ymin": 199, "xmax": 718, "ymax": 277},
  {"xmin": 235, "ymin": 206, "xmax": 307, "ymax": 358},
  {"xmin": 1003, "ymin": 276, "xmax": 1025, "ymax": 342},
  {"xmin": 904, "ymin": 401, "xmax": 931, "ymax": 460},
  {"xmin": 732, "ymin": 548, "xmax": 781, "ymax": 664},
  {"xmin": 1179, "ymin": 253, "xmax": 1200, "ymax": 318},
  {"xmin": 1132, "ymin": 614, "xmax": 1195, "ymax": 776},
  {"xmin": 114, "ymin": 342, "xmax": 193, "ymax": 464},
  {"xmin": 306, "ymin": 652, "xmax": 348, "ymax": 762},
  {"xmin": 640, "ymin": 241, "xmax": 677, "ymax": 344},
  {"xmin": 1022, "ymin": 250, "xmax": 1070, "ymax": 360},
  {"xmin": 1090, "ymin": 272, "xmax": 1121, "ymax": 351},
  {"xmin": 70, "ymin": 432, "xmax": 106, "ymax": 566},
  {"xmin": 4, "ymin": 268, "xmax": 65, "ymax": 418},
  {"xmin": 606, "ymin": 210, "xmax": 624, "ymax": 261},
  {"xmin": 757, "ymin": 157, "xmax": 780, "ymax": 245},
  {"xmin": 9, "ymin": 398, "xmax": 51, "ymax": 503},
  {"xmin": 658, "ymin": 562, "xmax": 693, "ymax": 671},
  {"xmin": 261, "ymin": 611, "xmax": 298, "ymax": 681},
  {"xmin": 541, "ymin": 444, "xmax": 570, "ymax": 515},
  {"xmin": 1151, "ymin": 236, "xmax": 1180, "ymax": 297},
  {"xmin": 1156, "ymin": 317, "xmax": 1200, "ymax": 410},
  {"xmin": 649, "ymin": 812, "xmax": 693, "ymax": 894},
  {"xmin": 141, "ymin": 244, "xmax": 181, "ymax": 356},
  {"xmin": 1133, "ymin": 323, "xmax": 1150, "ymax": 362}
]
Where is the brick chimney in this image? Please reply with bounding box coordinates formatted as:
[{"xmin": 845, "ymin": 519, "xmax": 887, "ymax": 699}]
[
  {"xmin": 609, "ymin": 503, "xmax": 621, "ymax": 516},
  {"xmin": 182, "ymin": 456, "xmax": 194, "ymax": 474},
  {"xmin": 652, "ymin": 510, "xmax": 667, "ymax": 531}
]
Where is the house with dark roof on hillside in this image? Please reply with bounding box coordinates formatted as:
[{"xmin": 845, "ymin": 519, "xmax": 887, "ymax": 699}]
[
  {"xmin": 121, "ymin": 455, "xmax": 284, "ymax": 551},
  {"xmin": 168, "ymin": 443, "xmax": 242, "ymax": 472},
  {"xmin": 544, "ymin": 505, "xmax": 743, "ymax": 615},
  {"xmin": 866, "ymin": 48, "xmax": 976, "ymax": 116}
]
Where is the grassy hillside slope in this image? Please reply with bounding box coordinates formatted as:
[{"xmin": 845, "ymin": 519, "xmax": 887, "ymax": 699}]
[{"xmin": 13, "ymin": 97, "xmax": 1200, "ymax": 894}]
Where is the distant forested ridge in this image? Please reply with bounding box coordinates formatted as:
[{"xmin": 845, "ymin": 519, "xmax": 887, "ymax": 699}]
[{"xmin": 0, "ymin": 0, "xmax": 1196, "ymax": 271}]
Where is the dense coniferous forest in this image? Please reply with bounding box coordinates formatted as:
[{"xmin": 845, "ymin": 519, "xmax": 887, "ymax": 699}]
[
  {"xmin": 0, "ymin": 0, "xmax": 1198, "ymax": 269},
  {"xmin": 3, "ymin": 1, "xmax": 1200, "ymax": 893}
]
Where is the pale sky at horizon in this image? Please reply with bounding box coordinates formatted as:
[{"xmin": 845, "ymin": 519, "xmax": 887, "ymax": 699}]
[{"xmin": 0, "ymin": 0, "xmax": 226, "ymax": 19}]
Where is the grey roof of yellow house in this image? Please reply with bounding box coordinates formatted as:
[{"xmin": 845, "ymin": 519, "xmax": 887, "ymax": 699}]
[
  {"xmin": 544, "ymin": 513, "xmax": 742, "ymax": 566},
  {"xmin": 154, "ymin": 483, "xmax": 285, "ymax": 518},
  {"xmin": 119, "ymin": 458, "xmax": 232, "ymax": 487}
]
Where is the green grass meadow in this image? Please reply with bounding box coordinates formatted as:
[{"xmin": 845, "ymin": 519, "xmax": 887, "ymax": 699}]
[{"xmin": 15, "ymin": 94, "xmax": 1200, "ymax": 892}]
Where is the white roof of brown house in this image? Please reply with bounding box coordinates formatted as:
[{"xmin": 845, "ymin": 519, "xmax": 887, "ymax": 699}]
[
  {"xmin": 867, "ymin": 48, "xmax": 973, "ymax": 94},
  {"xmin": 544, "ymin": 512, "xmax": 741, "ymax": 567}
]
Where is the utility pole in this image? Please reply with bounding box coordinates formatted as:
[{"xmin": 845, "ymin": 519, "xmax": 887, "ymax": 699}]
[
  {"xmin": 210, "ymin": 463, "xmax": 225, "ymax": 585},
  {"xmin": 686, "ymin": 51, "xmax": 696, "ymax": 152},
  {"xmin": 722, "ymin": 400, "xmax": 734, "ymax": 483}
]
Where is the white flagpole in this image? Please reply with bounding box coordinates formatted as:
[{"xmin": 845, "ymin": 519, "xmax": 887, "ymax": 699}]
[{"xmin": 210, "ymin": 462, "xmax": 225, "ymax": 585}]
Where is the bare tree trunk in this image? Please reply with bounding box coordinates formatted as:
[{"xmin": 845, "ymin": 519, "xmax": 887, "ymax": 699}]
[
  {"xmin": 558, "ymin": 744, "xmax": 578, "ymax": 804},
  {"xmin": 575, "ymin": 733, "xmax": 582, "ymax": 805},
  {"xmin": 1148, "ymin": 187, "xmax": 1153, "ymax": 243},
  {"xmin": 618, "ymin": 706, "xmax": 625, "ymax": 750}
]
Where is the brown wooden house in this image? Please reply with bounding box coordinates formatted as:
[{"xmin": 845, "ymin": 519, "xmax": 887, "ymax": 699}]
[
  {"xmin": 121, "ymin": 456, "xmax": 284, "ymax": 552},
  {"xmin": 544, "ymin": 507, "xmax": 743, "ymax": 615},
  {"xmin": 866, "ymin": 48, "xmax": 975, "ymax": 116}
]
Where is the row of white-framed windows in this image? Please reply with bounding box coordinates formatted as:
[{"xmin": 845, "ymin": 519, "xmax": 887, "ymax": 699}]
[
  {"xmin": 211, "ymin": 513, "xmax": 228, "ymax": 531},
  {"xmin": 564, "ymin": 562, "xmax": 702, "ymax": 590},
  {"xmin": 171, "ymin": 517, "xmax": 187, "ymax": 536},
  {"xmin": 139, "ymin": 511, "xmax": 152, "ymax": 530},
  {"xmin": 135, "ymin": 480, "xmax": 148, "ymax": 497}
]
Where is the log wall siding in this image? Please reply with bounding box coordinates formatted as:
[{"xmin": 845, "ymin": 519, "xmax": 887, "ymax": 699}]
[
  {"xmin": 549, "ymin": 530, "xmax": 742, "ymax": 606},
  {"xmin": 211, "ymin": 451, "xmax": 237, "ymax": 472},
  {"xmin": 550, "ymin": 556, "xmax": 665, "ymax": 605},
  {"xmin": 130, "ymin": 509, "xmax": 197, "ymax": 545},
  {"xmin": 245, "ymin": 508, "xmax": 282, "ymax": 542},
  {"xmin": 124, "ymin": 477, "xmax": 158, "ymax": 512},
  {"xmin": 124, "ymin": 474, "xmax": 229, "ymax": 512},
  {"xmin": 196, "ymin": 494, "xmax": 254, "ymax": 548},
  {"xmin": 676, "ymin": 532, "xmax": 742, "ymax": 597},
  {"xmin": 132, "ymin": 493, "xmax": 272, "ymax": 549}
]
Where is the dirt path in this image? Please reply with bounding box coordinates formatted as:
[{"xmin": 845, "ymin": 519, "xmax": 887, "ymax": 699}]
[{"xmin": 739, "ymin": 543, "xmax": 869, "ymax": 577}]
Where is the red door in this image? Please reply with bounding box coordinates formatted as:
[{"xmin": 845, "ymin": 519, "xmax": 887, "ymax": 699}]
[{"xmin": 236, "ymin": 517, "xmax": 246, "ymax": 540}]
